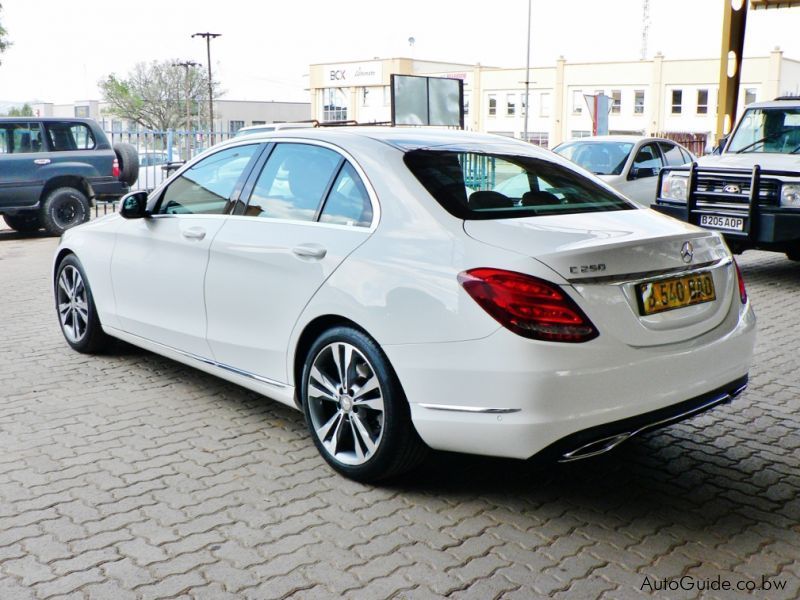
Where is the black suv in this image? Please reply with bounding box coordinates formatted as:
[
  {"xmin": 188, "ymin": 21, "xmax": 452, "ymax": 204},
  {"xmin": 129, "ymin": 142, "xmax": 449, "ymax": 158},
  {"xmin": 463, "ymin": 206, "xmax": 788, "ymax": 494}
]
[{"xmin": 0, "ymin": 118, "xmax": 138, "ymax": 235}]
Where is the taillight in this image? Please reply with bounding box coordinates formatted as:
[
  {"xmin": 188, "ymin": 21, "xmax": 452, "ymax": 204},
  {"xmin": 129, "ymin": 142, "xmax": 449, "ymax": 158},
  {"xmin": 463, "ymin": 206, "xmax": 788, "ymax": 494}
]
[
  {"xmin": 458, "ymin": 268, "xmax": 598, "ymax": 343},
  {"xmin": 112, "ymin": 158, "xmax": 120, "ymax": 178},
  {"xmin": 733, "ymin": 258, "xmax": 747, "ymax": 304}
]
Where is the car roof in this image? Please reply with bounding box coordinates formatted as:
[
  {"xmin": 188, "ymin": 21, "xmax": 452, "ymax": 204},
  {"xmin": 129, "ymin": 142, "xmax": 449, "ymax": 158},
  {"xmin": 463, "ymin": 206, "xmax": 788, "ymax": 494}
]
[
  {"xmin": 557, "ymin": 135, "xmax": 669, "ymax": 144},
  {"xmin": 221, "ymin": 126, "xmax": 549, "ymax": 155},
  {"xmin": 743, "ymin": 99, "xmax": 800, "ymax": 110},
  {"xmin": 0, "ymin": 117, "xmax": 97, "ymax": 124}
]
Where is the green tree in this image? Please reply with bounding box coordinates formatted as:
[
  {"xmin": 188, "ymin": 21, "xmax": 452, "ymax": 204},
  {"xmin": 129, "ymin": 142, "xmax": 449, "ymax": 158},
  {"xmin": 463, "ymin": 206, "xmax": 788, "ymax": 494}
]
[
  {"xmin": 99, "ymin": 59, "xmax": 221, "ymax": 131},
  {"xmin": 6, "ymin": 103, "xmax": 33, "ymax": 116},
  {"xmin": 0, "ymin": 3, "xmax": 11, "ymax": 63}
]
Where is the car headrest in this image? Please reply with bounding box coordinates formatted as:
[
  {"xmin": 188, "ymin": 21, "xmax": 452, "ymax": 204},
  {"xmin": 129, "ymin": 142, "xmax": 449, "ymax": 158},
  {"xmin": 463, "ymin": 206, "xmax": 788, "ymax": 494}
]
[{"xmin": 468, "ymin": 191, "xmax": 515, "ymax": 210}]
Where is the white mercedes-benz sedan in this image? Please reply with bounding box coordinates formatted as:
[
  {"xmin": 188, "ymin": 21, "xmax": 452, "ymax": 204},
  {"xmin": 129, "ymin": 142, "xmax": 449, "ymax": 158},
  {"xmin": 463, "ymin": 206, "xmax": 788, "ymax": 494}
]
[{"xmin": 53, "ymin": 128, "xmax": 756, "ymax": 482}]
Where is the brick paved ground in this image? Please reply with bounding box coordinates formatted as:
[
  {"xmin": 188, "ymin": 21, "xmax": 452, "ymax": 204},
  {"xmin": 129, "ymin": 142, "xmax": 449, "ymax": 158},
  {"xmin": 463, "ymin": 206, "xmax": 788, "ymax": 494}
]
[{"xmin": 0, "ymin": 228, "xmax": 798, "ymax": 599}]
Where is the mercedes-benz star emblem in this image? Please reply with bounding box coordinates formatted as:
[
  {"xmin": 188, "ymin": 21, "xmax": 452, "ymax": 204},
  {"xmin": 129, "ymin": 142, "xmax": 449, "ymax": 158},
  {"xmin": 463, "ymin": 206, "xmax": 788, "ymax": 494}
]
[{"xmin": 680, "ymin": 241, "xmax": 694, "ymax": 264}]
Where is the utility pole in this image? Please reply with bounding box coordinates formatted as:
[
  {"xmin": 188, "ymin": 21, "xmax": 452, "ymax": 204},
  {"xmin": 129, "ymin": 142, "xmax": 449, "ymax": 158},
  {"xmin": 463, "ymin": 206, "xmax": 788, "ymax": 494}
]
[
  {"xmin": 523, "ymin": 0, "xmax": 532, "ymax": 142},
  {"xmin": 192, "ymin": 32, "xmax": 221, "ymax": 144},
  {"xmin": 173, "ymin": 60, "xmax": 199, "ymax": 159}
]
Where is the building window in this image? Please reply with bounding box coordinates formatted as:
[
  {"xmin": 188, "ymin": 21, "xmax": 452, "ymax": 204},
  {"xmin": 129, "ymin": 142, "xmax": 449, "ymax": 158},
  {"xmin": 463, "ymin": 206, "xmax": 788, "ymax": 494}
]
[
  {"xmin": 572, "ymin": 90, "xmax": 583, "ymax": 114},
  {"xmin": 111, "ymin": 119, "xmax": 123, "ymax": 133},
  {"xmin": 671, "ymin": 90, "xmax": 683, "ymax": 114},
  {"xmin": 464, "ymin": 93, "xmax": 470, "ymax": 115},
  {"xmin": 524, "ymin": 131, "xmax": 549, "ymax": 148},
  {"xmin": 488, "ymin": 94, "xmax": 497, "ymax": 116},
  {"xmin": 697, "ymin": 89, "xmax": 709, "ymax": 114},
  {"xmin": 229, "ymin": 120, "xmax": 245, "ymax": 134},
  {"xmin": 745, "ymin": 88, "xmax": 757, "ymax": 105},
  {"xmin": 362, "ymin": 88, "xmax": 370, "ymax": 107},
  {"xmin": 611, "ymin": 90, "xmax": 621, "ymax": 114},
  {"xmin": 540, "ymin": 92, "xmax": 551, "ymax": 117},
  {"xmin": 251, "ymin": 120, "xmax": 266, "ymax": 126},
  {"xmin": 520, "ymin": 94, "xmax": 527, "ymax": 116},
  {"xmin": 323, "ymin": 87, "xmax": 348, "ymax": 121},
  {"xmin": 634, "ymin": 90, "xmax": 645, "ymax": 114},
  {"xmin": 74, "ymin": 106, "xmax": 90, "ymax": 118},
  {"xmin": 570, "ymin": 130, "xmax": 592, "ymax": 139},
  {"xmin": 506, "ymin": 94, "xmax": 516, "ymax": 116}
]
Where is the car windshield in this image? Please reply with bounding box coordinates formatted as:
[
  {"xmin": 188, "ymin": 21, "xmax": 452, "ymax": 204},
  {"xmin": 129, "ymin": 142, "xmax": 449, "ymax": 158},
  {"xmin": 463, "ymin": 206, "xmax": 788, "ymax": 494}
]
[
  {"xmin": 727, "ymin": 107, "xmax": 800, "ymax": 153},
  {"xmin": 552, "ymin": 141, "xmax": 634, "ymax": 175},
  {"xmin": 404, "ymin": 149, "xmax": 634, "ymax": 220}
]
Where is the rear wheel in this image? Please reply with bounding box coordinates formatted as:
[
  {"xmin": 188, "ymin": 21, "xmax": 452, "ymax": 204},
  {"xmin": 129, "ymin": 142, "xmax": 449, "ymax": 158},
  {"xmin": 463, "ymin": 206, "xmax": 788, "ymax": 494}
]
[
  {"xmin": 301, "ymin": 326, "xmax": 427, "ymax": 482},
  {"xmin": 3, "ymin": 212, "xmax": 41, "ymax": 233},
  {"xmin": 40, "ymin": 187, "xmax": 90, "ymax": 235},
  {"xmin": 54, "ymin": 254, "xmax": 112, "ymax": 354}
]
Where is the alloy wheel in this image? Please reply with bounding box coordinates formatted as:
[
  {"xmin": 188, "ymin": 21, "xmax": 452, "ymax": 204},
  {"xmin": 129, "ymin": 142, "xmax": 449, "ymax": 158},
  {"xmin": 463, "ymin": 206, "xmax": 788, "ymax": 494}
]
[
  {"xmin": 57, "ymin": 265, "xmax": 89, "ymax": 343},
  {"xmin": 306, "ymin": 342, "xmax": 385, "ymax": 466}
]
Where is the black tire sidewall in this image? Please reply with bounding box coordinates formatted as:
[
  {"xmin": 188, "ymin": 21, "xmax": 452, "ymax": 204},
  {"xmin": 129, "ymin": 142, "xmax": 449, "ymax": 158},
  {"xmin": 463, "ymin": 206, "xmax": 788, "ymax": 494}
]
[
  {"xmin": 113, "ymin": 143, "xmax": 140, "ymax": 187},
  {"xmin": 41, "ymin": 187, "xmax": 90, "ymax": 235},
  {"xmin": 300, "ymin": 326, "xmax": 411, "ymax": 482}
]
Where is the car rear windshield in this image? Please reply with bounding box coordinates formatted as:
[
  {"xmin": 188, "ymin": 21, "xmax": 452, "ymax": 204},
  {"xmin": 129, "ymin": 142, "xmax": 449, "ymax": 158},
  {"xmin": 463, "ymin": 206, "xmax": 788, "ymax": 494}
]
[{"xmin": 404, "ymin": 149, "xmax": 634, "ymax": 220}]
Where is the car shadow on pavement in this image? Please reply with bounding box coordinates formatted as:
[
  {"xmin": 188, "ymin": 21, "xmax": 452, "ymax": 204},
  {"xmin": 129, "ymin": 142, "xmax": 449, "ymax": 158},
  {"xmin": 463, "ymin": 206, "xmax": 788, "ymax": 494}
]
[{"xmin": 0, "ymin": 229, "xmax": 52, "ymax": 242}]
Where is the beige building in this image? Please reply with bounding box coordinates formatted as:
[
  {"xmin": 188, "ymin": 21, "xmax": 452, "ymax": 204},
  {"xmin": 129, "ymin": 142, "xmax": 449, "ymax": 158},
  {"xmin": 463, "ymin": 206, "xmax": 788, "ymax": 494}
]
[{"xmin": 309, "ymin": 49, "xmax": 800, "ymax": 150}]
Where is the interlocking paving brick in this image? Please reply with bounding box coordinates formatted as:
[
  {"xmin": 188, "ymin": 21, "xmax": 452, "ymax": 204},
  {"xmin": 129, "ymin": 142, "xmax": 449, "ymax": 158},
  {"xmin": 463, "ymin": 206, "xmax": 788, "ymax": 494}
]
[{"xmin": 1, "ymin": 233, "xmax": 799, "ymax": 598}]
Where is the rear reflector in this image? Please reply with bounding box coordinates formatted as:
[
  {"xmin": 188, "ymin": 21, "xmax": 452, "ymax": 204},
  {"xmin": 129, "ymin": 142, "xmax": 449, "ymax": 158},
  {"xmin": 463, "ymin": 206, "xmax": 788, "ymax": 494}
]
[
  {"xmin": 112, "ymin": 158, "xmax": 120, "ymax": 179},
  {"xmin": 458, "ymin": 268, "xmax": 599, "ymax": 342},
  {"xmin": 733, "ymin": 258, "xmax": 747, "ymax": 304}
]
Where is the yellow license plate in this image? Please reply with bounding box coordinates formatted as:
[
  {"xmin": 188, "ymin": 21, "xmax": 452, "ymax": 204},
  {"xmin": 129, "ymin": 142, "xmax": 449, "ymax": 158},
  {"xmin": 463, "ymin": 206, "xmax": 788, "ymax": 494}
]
[{"xmin": 638, "ymin": 272, "xmax": 716, "ymax": 315}]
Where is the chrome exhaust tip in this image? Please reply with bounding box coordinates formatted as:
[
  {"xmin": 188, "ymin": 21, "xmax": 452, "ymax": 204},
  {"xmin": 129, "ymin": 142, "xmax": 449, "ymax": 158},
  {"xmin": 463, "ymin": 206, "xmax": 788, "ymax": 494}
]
[{"xmin": 559, "ymin": 432, "xmax": 632, "ymax": 463}]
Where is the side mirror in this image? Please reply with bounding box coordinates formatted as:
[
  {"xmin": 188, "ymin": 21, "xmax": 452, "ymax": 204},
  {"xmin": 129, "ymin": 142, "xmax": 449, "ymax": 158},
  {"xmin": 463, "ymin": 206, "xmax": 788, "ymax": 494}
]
[
  {"xmin": 119, "ymin": 191, "xmax": 149, "ymax": 219},
  {"xmin": 630, "ymin": 166, "xmax": 657, "ymax": 180}
]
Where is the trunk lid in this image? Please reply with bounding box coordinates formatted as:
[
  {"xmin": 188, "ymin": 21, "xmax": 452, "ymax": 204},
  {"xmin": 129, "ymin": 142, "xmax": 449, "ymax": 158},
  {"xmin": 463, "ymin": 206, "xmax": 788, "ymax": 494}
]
[{"xmin": 464, "ymin": 208, "xmax": 736, "ymax": 347}]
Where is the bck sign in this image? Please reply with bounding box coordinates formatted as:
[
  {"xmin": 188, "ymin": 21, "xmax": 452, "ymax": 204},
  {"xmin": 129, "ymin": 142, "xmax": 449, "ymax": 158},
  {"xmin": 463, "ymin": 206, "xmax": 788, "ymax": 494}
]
[{"xmin": 330, "ymin": 70, "xmax": 347, "ymax": 81}]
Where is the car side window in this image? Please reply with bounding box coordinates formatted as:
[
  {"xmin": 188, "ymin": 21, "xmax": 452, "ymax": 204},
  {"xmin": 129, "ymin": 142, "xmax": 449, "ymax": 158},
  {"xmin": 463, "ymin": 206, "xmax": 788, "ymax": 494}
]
[
  {"xmin": 632, "ymin": 143, "xmax": 663, "ymax": 175},
  {"xmin": 319, "ymin": 163, "xmax": 373, "ymax": 227},
  {"xmin": 45, "ymin": 122, "xmax": 95, "ymax": 151},
  {"xmin": 658, "ymin": 142, "xmax": 687, "ymax": 167},
  {"xmin": 157, "ymin": 144, "xmax": 259, "ymax": 215},
  {"xmin": 9, "ymin": 122, "xmax": 43, "ymax": 154},
  {"xmin": 244, "ymin": 143, "xmax": 341, "ymax": 221}
]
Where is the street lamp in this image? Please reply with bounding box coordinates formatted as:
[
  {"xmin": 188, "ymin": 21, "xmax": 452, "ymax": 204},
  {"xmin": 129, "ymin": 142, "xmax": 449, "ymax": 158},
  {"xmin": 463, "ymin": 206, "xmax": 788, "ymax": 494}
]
[
  {"xmin": 173, "ymin": 60, "xmax": 199, "ymax": 159},
  {"xmin": 192, "ymin": 32, "xmax": 221, "ymax": 143}
]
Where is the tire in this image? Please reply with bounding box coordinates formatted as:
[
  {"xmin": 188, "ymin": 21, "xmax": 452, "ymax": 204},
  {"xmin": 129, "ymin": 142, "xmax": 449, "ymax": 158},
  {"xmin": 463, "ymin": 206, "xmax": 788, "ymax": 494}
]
[
  {"xmin": 40, "ymin": 187, "xmax": 90, "ymax": 236},
  {"xmin": 301, "ymin": 326, "xmax": 428, "ymax": 483},
  {"xmin": 113, "ymin": 143, "xmax": 139, "ymax": 187},
  {"xmin": 3, "ymin": 212, "xmax": 41, "ymax": 233},
  {"xmin": 54, "ymin": 254, "xmax": 112, "ymax": 354}
]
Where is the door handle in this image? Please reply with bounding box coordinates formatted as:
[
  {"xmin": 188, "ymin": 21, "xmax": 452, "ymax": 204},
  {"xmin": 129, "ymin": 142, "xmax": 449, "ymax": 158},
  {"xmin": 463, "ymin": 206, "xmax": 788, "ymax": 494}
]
[
  {"xmin": 292, "ymin": 244, "xmax": 327, "ymax": 260},
  {"xmin": 181, "ymin": 227, "xmax": 206, "ymax": 240},
  {"xmin": 34, "ymin": 158, "xmax": 51, "ymax": 165}
]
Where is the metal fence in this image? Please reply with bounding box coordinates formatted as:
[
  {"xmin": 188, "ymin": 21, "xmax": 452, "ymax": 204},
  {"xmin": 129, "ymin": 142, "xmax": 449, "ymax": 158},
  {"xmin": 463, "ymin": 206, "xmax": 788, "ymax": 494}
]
[{"xmin": 105, "ymin": 129, "xmax": 235, "ymax": 192}]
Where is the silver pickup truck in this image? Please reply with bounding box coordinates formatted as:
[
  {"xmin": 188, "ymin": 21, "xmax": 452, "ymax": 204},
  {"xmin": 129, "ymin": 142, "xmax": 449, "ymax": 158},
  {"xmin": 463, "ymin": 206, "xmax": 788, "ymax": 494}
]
[{"xmin": 654, "ymin": 97, "xmax": 800, "ymax": 261}]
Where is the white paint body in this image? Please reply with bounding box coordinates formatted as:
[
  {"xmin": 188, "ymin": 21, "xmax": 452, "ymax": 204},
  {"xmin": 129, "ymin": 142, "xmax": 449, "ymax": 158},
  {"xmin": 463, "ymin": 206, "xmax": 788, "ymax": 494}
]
[{"xmin": 54, "ymin": 128, "xmax": 755, "ymax": 461}]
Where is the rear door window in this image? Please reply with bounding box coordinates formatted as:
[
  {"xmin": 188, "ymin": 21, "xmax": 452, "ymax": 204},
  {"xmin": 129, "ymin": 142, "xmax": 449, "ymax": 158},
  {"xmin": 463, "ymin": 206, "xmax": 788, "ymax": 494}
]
[
  {"xmin": 631, "ymin": 143, "xmax": 663, "ymax": 174},
  {"xmin": 318, "ymin": 163, "xmax": 373, "ymax": 227},
  {"xmin": 45, "ymin": 122, "xmax": 96, "ymax": 151},
  {"xmin": 658, "ymin": 142, "xmax": 688, "ymax": 166},
  {"xmin": 404, "ymin": 149, "xmax": 633, "ymax": 220},
  {"xmin": 243, "ymin": 143, "xmax": 342, "ymax": 221}
]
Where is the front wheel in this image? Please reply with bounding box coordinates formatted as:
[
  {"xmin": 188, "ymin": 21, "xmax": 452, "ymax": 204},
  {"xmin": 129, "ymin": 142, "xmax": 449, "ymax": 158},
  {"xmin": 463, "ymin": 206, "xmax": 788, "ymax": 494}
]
[
  {"xmin": 301, "ymin": 326, "xmax": 427, "ymax": 482},
  {"xmin": 41, "ymin": 187, "xmax": 90, "ymax": 235},
  {"xmin": 55, "ymin": 254, "xmax": 112, "ymax": 354}
]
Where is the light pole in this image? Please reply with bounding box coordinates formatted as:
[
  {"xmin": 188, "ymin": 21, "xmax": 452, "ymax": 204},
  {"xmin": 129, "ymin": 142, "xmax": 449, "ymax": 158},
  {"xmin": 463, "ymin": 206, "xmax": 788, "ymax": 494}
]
[
  {"xmin": 173, "ymin": 60, "xmax": 199, "ymax": 159},
  {"xmin": 192, "ymin": 32, "xmax": 221, "ymax": 143},
  {"xmin": 523, "ymin": 0, "xmax": 532, "ymax": 143}
]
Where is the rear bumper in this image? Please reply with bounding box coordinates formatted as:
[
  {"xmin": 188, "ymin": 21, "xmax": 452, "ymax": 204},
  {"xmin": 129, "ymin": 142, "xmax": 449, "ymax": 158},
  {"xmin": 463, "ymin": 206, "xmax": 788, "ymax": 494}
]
[
  {"xmin": 385, "ymin": 296, "xmax": 755, "ymax": 460},
  {"xmin": 90, "ymin": 177, "xmax": 128, "ymax": 200}
]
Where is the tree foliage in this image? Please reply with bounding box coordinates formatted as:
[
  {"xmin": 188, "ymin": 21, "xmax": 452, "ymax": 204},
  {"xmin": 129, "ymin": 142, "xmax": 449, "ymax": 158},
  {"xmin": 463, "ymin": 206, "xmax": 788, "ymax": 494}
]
[
  {"xmin": 5, "ymin": 103, "xmax": 33, "ymax": 116},
  {"xmin": 99, "ymin": 59, "xmax": 221, "ymax": 131},
  {"xmin": 0, "ymin": 3, "xmax": 11, "ymax": 63}
]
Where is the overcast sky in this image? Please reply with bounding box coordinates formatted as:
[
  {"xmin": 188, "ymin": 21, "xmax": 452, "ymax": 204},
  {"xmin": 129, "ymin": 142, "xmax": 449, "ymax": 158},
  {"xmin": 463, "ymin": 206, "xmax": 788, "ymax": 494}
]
[{"xmin": 2, "ymin": 0, "xmax": 800, "ymax": 105}]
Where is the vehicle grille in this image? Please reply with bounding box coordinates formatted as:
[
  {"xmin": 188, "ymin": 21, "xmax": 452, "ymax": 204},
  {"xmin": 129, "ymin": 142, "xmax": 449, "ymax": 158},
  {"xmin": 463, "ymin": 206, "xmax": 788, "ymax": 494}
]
[{"xmin": 694, "ymin": 173, "xmax": 779, "ymax": 207}]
